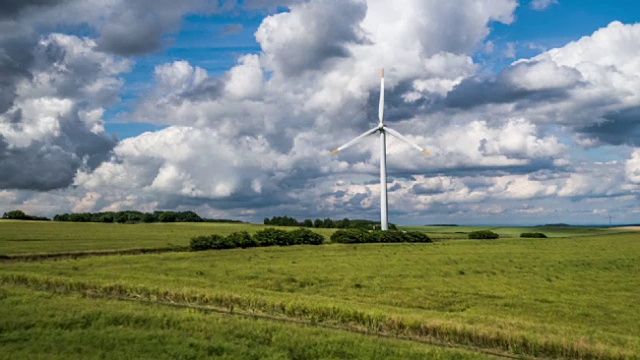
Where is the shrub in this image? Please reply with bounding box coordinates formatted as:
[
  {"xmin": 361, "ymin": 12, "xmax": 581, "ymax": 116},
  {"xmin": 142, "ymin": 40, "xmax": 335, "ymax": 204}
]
[
  {"xmin": 520, "ymin": 232, "xmax": 547, "ymax": 238},
  {"xmin": 330, "ymin": 229, "xmax": 372, "ymax": 243},
  {"xmin": 190, "ymin": 234, "xmax": 224, "ymax": 251},
  {"xmin": 371, "ymin": 231, "xmax": 407, "ymax": 243},
  {"xmin": 253, "ymin": 228, "xmax": 292, "ymax": 246},
  {"xmin": 226, "ymin": 231, "xmax": 257, "ymax": 248},
  {"xmin": 289, "ymin": 228, "xmax": 325, "ymax": 245},
  {"xmin": 468, "ymin": 230, "xmax": 499, "ymax": 240},
  {"xmin": 404, "ymin": 231, "xmax": 432, "ymax": 243}
]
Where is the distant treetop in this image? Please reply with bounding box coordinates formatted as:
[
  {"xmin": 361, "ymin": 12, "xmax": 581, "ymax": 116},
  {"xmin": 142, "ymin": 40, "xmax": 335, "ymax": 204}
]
[
  {"xmin": 2, "ymin": 210, "xmax": 50, "ymax": 221},
  {"xmin": 52, "ymin": 210, "xmax": 243, "ymax": 224}
]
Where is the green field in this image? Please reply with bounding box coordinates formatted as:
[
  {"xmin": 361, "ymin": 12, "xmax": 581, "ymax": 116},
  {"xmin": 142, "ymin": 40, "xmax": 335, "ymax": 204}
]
[
  {"xmin": 1, "ymin": 221, "xmax": 639, "ymax": 359},
  {"xmin": 0, "ymin": 220, "xmax": 623, "ymax": 255},
  {"xmin": 0, "ymin": 221, "xmax": 339, "ymax": 255},
  {"xmin": 0, "ymin": 285, "xmax": 490, "ymax": 359}
]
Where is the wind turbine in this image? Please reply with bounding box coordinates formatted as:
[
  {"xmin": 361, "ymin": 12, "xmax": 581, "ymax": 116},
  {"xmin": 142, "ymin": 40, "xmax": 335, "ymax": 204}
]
[{"xmin": 330, "ymin": 69, "xmax": 431, "ymax": 231}]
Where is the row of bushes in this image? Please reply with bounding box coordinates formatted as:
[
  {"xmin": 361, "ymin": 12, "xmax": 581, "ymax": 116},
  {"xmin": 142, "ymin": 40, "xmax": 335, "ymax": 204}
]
[
  {"xmin": 190, "ymin": 228, "xmax": 325, "ymax": 251},
  {"xmin": 330, "ymin": 229, "xmax": 431, "ymax": 244},
  {"xmin": 520, "ymin": 232, "xmax": 547, "ymax": 238},
  {"xmin": 467, "ymin": 231, "xmax": 548, "ymax": 239},
  {"xmin": 468, "ymin": 230, "xmax": 499, "ymax": 239}
]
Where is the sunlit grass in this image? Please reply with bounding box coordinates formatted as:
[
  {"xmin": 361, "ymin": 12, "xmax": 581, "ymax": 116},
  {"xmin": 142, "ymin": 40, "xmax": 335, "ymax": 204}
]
[
  {"xmin": 0, "ymin": 285, "xmax": 491, "ymax": 360},
  {"xmin": 0, "ymin": 221, "xmax": 338, "ymax": 255}
]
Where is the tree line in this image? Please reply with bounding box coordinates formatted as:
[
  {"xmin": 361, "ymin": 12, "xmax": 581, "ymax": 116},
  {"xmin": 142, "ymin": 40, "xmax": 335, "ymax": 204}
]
[
  {"xmin": 52, "ymin": 210, "xmax": 243, "ymax": 224},
  {"xmin": 2, "ymin": 210, "xmax": 50, "ymax": 221},
  {"xmin": 263, "ymin": 215, "xmax": 397, "ymax": 230}
]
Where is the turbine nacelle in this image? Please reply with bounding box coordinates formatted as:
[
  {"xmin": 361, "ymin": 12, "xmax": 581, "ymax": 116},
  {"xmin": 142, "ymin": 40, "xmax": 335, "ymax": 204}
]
[{"xmin": 330, "ymin": 69, "xmax": 432, "ymax": 230}]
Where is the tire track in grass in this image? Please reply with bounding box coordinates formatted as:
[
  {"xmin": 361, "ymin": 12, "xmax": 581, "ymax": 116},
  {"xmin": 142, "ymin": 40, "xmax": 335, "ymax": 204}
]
[
  {"xmin": 0, "ymin": 246, "xmax": 189, "ymax": 263},
  {"xmin": 0, "ymin": 273, "xmax": 630, "ymax": 360}
]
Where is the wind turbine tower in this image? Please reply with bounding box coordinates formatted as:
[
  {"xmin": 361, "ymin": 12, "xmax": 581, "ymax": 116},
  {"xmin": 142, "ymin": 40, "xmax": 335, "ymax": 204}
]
[{"xmin": 331, "ymin": 69, "xmax": 431, "ymax": 230}]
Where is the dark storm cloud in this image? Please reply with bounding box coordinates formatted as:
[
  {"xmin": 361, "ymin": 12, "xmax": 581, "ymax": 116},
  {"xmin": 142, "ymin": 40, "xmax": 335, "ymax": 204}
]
[
  {"xmin": 0, "ymin": 37, "xmax": 36, "ymax": 114},
  {"xmin": 156, "ymin": 178, "xmax": 297, "ymax": 211},
  {"xmin": 0, "ymin": 120, "xmax": 116, "ymax": 190},
  {"xmin": 445, "ymin": 61, "xmax": 575, "ymax": 109},
  {"xmin": 579, "ymin": 106, "xmax": 640, "ymax": 146},
  {"xmin": 0, "ymin": 0, "xmax": 67, "ymax": 19},
  {"xmin": 365, "ymin": 79, "xmax": 440, "ymax": 123},
  {"xmin": 0, "ymin": 136, "xmax": 77, "ymax": 190},
  {"xmin": 0, "ymin": 30, "xmax": 121, "ymax": 191},
  {"xmin": 95, "ymin": 0, "xmax": 217, "ymax": 56}
]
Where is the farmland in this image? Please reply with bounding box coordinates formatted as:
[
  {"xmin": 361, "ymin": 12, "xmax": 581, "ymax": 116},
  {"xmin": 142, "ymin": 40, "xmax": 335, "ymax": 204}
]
[{"xmin": 1, "ymin": 221, "xmax": 639, "ymax": 359}]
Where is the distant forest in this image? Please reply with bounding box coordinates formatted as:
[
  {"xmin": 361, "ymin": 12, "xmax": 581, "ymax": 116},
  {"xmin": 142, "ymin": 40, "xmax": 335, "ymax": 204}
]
[
  {"xmin": 52, "ymin": 211, "xmax": 243, "ymax": 224},
  {"xmin": 2, "ymin": 210, "xmax": 50, "ymax": 221},
  {"xmin": 264, "ymin": 215, "xmax": 397, "ymax": 230}
]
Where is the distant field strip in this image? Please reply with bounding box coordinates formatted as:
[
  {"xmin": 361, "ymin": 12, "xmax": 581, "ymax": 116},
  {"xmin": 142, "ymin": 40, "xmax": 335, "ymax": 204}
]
[
  {"xmin": 3, "ymin": 232, "xmax": 639, "ymax": 359},
  {"xmin": 0, "ymin": 221, "xmax": 625, "ymax": 256}
]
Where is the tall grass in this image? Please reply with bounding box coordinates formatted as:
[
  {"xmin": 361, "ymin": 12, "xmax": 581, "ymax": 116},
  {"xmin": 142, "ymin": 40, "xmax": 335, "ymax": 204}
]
[{"xmin": 0, "ymin": 285, "xmax": 491, "ymax": 359}]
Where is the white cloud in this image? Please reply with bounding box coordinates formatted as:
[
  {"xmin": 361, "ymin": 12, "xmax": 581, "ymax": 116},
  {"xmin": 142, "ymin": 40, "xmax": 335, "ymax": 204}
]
[
  {"xmin": 530, "ymin": 0, "xmax": 558, "ymax": 11},
  {"xmin": 625, "ymin": 149, "xmax": 640, "ymax": 184},
  {"xmin": 225, "ymin": 55, "xmax": 264, "ymax": 99},
  {"xmin": 6, "ymin": 0, "xmax": 640, "ymax": 225}
]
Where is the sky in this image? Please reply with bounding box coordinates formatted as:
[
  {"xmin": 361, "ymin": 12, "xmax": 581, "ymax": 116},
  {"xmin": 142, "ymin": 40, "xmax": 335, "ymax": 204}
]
[{"xmin": 1, "ymin": 0, "xmax": 640, "ymax": 225}]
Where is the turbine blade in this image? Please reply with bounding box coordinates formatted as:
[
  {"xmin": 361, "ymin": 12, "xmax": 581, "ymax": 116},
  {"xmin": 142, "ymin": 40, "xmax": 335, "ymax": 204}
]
[
  {"xmin": 378, "ymin": 68, "xmax": 384, "ymax": 124},
  {"xmin": 330, "ymin": 127, "xmax": 379, "ymax": 155},
  {"xmin": 385, "ymin": 127, "xmax": 431, "ymax": 156}
]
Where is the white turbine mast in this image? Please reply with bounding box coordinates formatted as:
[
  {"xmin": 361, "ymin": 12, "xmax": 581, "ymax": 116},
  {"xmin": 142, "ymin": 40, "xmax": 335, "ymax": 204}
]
[{"xmin": 331, "ymin": 69, "xmax": 431, "ymax": 231}]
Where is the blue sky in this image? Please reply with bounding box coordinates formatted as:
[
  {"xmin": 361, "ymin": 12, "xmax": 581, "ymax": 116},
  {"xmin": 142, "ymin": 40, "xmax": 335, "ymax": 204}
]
[
  {"xmin": 2, "ymin": 0, "xmax": 640, "ymax": 225},
  {"xmin": 105, "ymin": 0, "xmax": 639, "ymax": 139}
]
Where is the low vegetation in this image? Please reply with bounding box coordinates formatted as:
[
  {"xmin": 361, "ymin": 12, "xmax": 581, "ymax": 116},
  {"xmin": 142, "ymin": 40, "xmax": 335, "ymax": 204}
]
[
  {"xmin": 468, "ymin": 230, "xmax": 499, "ymax": 239},
  {"xmin": 190, "ymin": 228, "xmax": 325, "ymax": 251},
  {"xmin": 520, "ymin": 232, "xmax": 548, "ymax": 238},
  {"xmin": 330, "ymin": 229, "xmax": 431, "ymax": 243}
]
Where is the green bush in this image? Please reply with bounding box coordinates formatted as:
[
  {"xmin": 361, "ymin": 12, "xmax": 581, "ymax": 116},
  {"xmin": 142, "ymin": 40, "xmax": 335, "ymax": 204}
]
[
  {"xmin": 226, "ymin": 231, "xmax": 257, "ymax": 248},
  {"xmin": 190, "ymin": 234, "xmax": 224, "ymax": 251},
  {"xmin": 330, "ymin": 229, "xmax": 372, "ymax": 243},
  {"xmin": 331, "ymin": 230, "xmax": 432, "ymax": 244},
  {"xmin": 404, "ymin": 231, "xmax": 432, "ymax": 243},
  {"xmin": 253, "ymin": 228, "xmax": 292, "ymax": 246},
  {"xmin": 468, "ymin": 230, "xmax": 499, "ymax": 239},
  {"xmin": 370, "ymin": 231, "xmax": 406, "ymax": 243},
  {"xmin": 289, "ymin": 228, "xmax": 325, "ymax": 245},
  {"xmin": 520, "ymin": 232, "xmax": 548, "ymax": 238}
]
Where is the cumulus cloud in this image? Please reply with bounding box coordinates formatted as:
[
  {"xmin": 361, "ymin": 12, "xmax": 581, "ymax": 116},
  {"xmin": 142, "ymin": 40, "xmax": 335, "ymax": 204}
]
[
  {"xmin": 444, "ymin": 21, "xmax": 640, "ymax": 147},
  {"xmin": 626, "ymin": 149, "xmax": 640, "ymax": 184},
  {"xmin": 5, "ymin": 0, "xmax": 640, "ymax": 225},
  {"xmin": 0, "ymin": 34, "xmax": 126, "ymax": 190}
]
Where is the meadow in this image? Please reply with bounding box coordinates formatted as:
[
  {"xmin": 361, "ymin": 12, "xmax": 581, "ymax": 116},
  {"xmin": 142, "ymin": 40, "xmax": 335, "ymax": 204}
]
[
  {"xmin": 1, "ymin": 220, "xmax": 638, "ymax": 359},
  {"xmin": 0, "ymin": 220, "xmax": 620, "ymax": 255}
]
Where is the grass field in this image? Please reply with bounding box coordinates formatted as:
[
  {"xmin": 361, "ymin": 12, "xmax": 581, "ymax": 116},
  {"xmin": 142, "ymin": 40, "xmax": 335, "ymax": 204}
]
[
  {"xmin": 0, "ymin": 221, "xmax": 339, "ymax": 255},
  {"xmin": 0, "ymin": 220, "xmax": 622, "ymax": 255},
  {"xmin": 0, "ymin": 285, "xmax": 491, "ymax": 360},
  {"xmin": 1, "ymin": 221, "xmax": 639, "ymax": 359}
]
